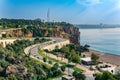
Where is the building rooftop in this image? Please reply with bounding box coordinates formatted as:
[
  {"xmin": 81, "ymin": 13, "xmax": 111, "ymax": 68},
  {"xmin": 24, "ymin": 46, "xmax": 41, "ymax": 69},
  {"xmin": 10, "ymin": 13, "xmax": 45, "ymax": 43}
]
[{"xmin": 81, "ymin": 57, "xmax": 91, "ymax": 62}]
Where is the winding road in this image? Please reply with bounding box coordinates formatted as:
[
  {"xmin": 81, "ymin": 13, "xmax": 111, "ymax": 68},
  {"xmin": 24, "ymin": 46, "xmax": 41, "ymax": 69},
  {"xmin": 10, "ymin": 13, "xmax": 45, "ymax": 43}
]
[{"xmin": 24, "ymin": 37, "xmax": 95, "ymax": 80}]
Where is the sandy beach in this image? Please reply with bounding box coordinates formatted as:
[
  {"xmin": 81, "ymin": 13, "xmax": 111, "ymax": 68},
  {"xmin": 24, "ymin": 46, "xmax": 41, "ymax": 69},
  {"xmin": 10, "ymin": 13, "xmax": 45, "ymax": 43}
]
[{"xmin": 82, "ymin": 49, "xmax": 120, "ymax": 66}]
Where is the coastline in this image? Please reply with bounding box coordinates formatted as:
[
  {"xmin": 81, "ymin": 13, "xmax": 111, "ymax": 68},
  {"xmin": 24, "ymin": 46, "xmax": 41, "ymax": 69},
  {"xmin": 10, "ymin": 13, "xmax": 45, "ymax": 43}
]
[{"xmin": 82, "ymin": 49, "xmax": 120, "ymax": 66}]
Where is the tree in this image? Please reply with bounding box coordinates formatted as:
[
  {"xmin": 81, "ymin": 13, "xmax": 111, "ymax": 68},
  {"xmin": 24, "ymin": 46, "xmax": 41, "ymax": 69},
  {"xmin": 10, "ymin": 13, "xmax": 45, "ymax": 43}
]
[
  {"xmin": 73, "ymin": 70, "xmax": 86, "ymax": 80},
  {"xmin": 70, "ymin": 50, "xmax": 80, "ymax": 65},
  {"xmin": 61, "ymin": 65, "xmax": 66, "ymax": 72},
  {"xmin": 101, "ymin": 71, "xmax": 115, "ymax": 80},
  {"xmin": 43, "ymin": 57, "xmax": 47, "ymax": 62},
  {"xmin": 72, "ymin": 54, "xmax": 80, "ymax": 65},
  {"xmin": 84, "ymin": 44, "xmax": 90, "ymax": 51},
  {"xmin": 7, "ymin": 74, "xmax": 18, "ymax": 80},
  {"xmin": 61, "ymin": 46, "xmax": 69, "ymax": 59},
  {"xmin": 37, "ymin": 75, "xmax": 46, "ymax": 80},
  {"xmin": 51, "ymin": 63, "xmax": 59, "ymax": 72},
  {"xmin": 91, "ymin": 53, "xmax": 99, "ymax": 64},
  {"xmin": 95, "ymin": 71, "xmax": 115, "ymax": 80},
  {"xmin": 95, "ymin": 73, "xmax": 102, "ymax": 80},
  {"xmin": 48, "ymin": 60, "xmax": 52, "ymax": 64},
  {"xmin": 51, "ymin": 63, "xmax": 62, "ymax": 77},
  {"xmin": 44, "ymin": 49, "xmax": 49, "ymax": 53},
  {"xmin": 114, "ymin": 67, "xmax": 120, "ymax": 80},
  {"xmin": 34, "ymin": 37, "xmax": 40, "ymax": 44},
  {"xmin": 68, "ymin": 53, "xmax": 72, "ymax": 63},
  {"xmin": 2, "ymin": 34, "xmax": 6, "ymax": 38}
]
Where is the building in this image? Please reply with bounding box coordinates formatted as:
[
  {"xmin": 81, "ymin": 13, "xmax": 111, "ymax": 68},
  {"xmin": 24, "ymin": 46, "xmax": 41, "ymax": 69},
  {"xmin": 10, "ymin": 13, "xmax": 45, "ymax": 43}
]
[
  {"xmin": 81, "ymin": 57, "xmax": 92, "ymax": 65},
  {"xmin": 0, "ymin": 39, "xmax": 16, "ymax": 48},
  {"xmin": 100, "ymin": 66, "xmax": 116, "ymax": 74},
  {"xmin": 99, "ymin": 64, "xmax": 117, "ymax": 74},
  {"xmin": 62, "ymin": 76, "xmax": 74, "ymax": 80}
]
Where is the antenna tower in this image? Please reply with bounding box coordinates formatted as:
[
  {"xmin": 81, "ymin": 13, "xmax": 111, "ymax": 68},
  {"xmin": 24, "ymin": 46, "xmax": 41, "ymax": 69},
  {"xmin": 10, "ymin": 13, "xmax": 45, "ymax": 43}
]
[{"xmin": 47, "ymin": 8, "xmax": 50, "ymax": 22}]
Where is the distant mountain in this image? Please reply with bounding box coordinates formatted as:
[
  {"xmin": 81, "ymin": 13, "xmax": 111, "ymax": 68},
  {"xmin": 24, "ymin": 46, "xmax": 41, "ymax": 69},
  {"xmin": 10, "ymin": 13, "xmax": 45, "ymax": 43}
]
[{"xmin": 74, "ymin": 24, "xmax": 120, "ymax": 29}]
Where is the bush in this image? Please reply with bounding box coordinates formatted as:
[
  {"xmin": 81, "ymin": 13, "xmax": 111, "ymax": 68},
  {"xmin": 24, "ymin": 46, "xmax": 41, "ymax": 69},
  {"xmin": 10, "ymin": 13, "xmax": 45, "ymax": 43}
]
[
  {"xmin": 2, "ymin": 34, "xmax": 6, "ymax": 38},
  {"xmin": 44, "ymin": 49, "xmax": 49, "ymax": 53},
  {"xmin": 43, "ymin": 57, "xmax": 47, "ymax": 62},
  {"xmin": 73, "ymin": 70, "xmax": 86, "ymax": 80},
  {"xmin": 48, "ymin": 60, "xmax": 52, "ymax": 64},
  {"xmin": 95, "ymin": 71, "xmax": 115, "ymax": 80},
  {"xmin": 61, "ymin": 65, "xmax": 66, "ymax": 72}
]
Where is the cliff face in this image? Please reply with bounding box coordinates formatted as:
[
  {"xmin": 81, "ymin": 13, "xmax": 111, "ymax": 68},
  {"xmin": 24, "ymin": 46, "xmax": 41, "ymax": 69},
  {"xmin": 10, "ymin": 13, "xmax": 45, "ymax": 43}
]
[
  {"xmin": 4, "ymin": 28, "xmax": 33, "ymax": 38},
  {"xmin": 62, "ymin": 26, "xmax": 80, "ymax": 44},
  {"xmin": 30, "ymin": 26, "xmax": 80, "ymax": 45},
  {"xmin": 1, "ymin": 26, "xmax": 80, "ymax": 45}
]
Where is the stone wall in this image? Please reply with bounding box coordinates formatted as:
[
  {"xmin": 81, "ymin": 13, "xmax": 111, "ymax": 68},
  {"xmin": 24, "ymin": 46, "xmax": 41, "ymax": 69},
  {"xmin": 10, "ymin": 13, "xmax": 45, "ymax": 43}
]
[{"xmin": 42, "ymin": 39, "xmax": 70, "ymax": 51}]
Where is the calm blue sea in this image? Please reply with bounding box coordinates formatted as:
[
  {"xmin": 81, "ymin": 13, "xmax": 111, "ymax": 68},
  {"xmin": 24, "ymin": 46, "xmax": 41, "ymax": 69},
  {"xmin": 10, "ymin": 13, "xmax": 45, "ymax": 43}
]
[{"xmin": 80, "ymin": 28, "xmax": 120, "ymax": 55}]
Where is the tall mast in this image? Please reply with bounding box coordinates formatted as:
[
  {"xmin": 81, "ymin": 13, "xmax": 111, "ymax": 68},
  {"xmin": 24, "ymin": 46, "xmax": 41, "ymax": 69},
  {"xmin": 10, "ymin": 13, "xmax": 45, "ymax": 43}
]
[{"xmin": 47, "ymin": 8, "xmax": 50, "ymax": 22}]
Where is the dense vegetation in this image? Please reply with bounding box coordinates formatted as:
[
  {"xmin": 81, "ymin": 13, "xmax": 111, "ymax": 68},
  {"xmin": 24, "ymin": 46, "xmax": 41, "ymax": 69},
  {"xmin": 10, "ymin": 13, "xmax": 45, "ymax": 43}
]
[
  {"xmin": 94, "ymin": 69, "xmax": 120, "ymax": 80},
  {"xmin": 0, "ymin": 18, "xmax": 73, "ymax": 28},
  {"xmin": 73, "ymin": 70, "xmax": 86, "ymax": 80},
  {"xmin": 95, "ymin": 71, "xmax": 115, "ymax": 80},
  {"xmin": 0, "ymin": 38, "xmax": 64, "ymax": 80},
  {"xmin": 0, "ymin": 18, "xmax": 73, "ymax": 37},
  {"xmin": 91, "ymin": 53, "xmax": 99, "ymax": 65},
  {"xmin": 44, "ymin": 44, "xmax": 90, "ymax": 64}
]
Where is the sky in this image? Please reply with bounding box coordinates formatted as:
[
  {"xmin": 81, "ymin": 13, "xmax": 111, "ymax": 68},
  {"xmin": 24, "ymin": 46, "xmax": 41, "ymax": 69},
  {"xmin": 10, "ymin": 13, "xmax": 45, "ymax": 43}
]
[{"xmin": 0, "ymin": 0, "xmax": 120, "ymax": 24}]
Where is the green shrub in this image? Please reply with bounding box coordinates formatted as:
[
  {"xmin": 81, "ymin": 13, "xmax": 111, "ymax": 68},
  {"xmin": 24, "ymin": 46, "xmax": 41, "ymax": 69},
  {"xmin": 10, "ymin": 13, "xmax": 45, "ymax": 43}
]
[
  {"xmin": 43, "ymin": 57, "xmax": 47, "ymax": 62},
  {"xmin": 48, "ymin": 60, "xmax": 52, "ymax": 64},
  {"xmin": 61, "ymin": 65, "xmax": 66, "ymax": 72}
]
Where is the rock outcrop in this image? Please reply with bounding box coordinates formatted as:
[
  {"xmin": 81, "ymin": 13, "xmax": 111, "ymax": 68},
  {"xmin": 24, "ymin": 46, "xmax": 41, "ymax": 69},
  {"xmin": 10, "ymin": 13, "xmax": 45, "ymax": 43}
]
[
  {"xmin": 6, "ymin": 64, "xmax": 27, "ymax": 75},
  {"xmin": 5, "ymin": 28, "xmax": 33, "ymax": 38}
]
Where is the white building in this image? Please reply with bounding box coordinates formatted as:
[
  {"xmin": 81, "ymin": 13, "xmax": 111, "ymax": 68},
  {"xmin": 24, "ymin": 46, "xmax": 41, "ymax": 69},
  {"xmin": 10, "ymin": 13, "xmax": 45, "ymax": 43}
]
[
  {"xmin": 100, "ymin": 67, "xmax": 116, "ymax": 74},
  {"xmin": 81, "ymin": 57, "xmax": 92, "ymax": 65}
]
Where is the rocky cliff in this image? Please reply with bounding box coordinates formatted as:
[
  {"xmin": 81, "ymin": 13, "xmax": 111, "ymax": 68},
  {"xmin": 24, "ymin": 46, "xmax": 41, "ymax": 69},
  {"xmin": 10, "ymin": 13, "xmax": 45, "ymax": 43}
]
[
  {"xmin": 0, "ymin": 18, "xmax": 80, "ymax": 44},
  {"xmin": 5, "ymin": 28, "xmax": 33, "ymax": 38},
  {"xmin": 0, "ymin": 26, "xmax": 80, "ymax": 44},
  {"xmin": 26, "ymin": 26, "xmax": 80, "ymax": 44}
]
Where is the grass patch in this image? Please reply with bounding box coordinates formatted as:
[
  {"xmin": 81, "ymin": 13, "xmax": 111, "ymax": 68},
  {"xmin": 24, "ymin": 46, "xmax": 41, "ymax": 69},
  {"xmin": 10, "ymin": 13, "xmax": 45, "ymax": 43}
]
[
  {"xmin": 72, "ymin": 67, "xmax": 84, "ymax": 73},
  {"xmin": 38, "ymin": 48, "xmax": 66, "ymax": 65},
  {"xmin": 38, "ymin": 48, "xmax": 84, "ymax": 74},
  {"xmin": 66, "ymin": 64, "xmax": 84, "ymax": 73},
  {"xmin": 48, "ymin": 57, "xmax": 66, "ymax": 65}
]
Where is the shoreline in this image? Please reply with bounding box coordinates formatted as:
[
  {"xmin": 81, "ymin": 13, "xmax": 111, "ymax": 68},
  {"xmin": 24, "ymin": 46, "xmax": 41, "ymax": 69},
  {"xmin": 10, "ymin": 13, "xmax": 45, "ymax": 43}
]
[{"xmin": 82, "ymin": 49, "xmax": 120, "ymax": 66}]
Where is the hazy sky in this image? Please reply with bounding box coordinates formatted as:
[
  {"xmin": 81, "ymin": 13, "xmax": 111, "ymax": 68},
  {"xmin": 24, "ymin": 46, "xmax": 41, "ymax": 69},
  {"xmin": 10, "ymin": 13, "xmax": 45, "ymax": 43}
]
[{"xmin": 1, "ymin": 0, "xmax": 120, "ymax": 24}]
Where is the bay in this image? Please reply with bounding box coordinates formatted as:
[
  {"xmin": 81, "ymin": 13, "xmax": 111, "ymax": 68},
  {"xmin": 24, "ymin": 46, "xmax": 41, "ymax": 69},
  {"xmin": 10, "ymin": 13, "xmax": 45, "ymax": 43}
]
[{"xmin": 80, "ymin": 28, "xmax": 120, "ymax": 55}]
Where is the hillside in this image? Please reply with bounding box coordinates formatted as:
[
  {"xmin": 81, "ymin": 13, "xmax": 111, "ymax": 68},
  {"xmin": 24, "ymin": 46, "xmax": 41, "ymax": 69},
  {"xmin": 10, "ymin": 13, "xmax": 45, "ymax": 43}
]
[
  {"xmin": 0, "ymin": 38, "xmax": 65, "ymax": 80},
  {"xmin": 0, "ymin": 18, "xmax": 80, "ymax": 44}
]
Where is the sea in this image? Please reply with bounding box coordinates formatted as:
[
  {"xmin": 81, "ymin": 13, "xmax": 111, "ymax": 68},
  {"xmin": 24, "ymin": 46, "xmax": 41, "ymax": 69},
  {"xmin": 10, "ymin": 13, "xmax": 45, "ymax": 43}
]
[{"xmin": 79, "ymin": 28, "xmax": 120, "ymax": 55}]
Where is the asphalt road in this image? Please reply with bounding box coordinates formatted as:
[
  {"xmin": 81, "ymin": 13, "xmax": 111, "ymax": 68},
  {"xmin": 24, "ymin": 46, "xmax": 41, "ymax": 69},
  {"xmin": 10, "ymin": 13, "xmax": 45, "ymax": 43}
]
[{"xmin": 25, "ymin": 37, "xmax": 95, "ymax": 80}]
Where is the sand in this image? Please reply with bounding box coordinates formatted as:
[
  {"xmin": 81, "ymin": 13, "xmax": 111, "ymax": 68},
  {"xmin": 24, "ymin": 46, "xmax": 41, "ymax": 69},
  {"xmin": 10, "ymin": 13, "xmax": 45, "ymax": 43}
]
[{"xmin": 82, "ymin": 49, "xmax": 120, "ymax": 66}]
